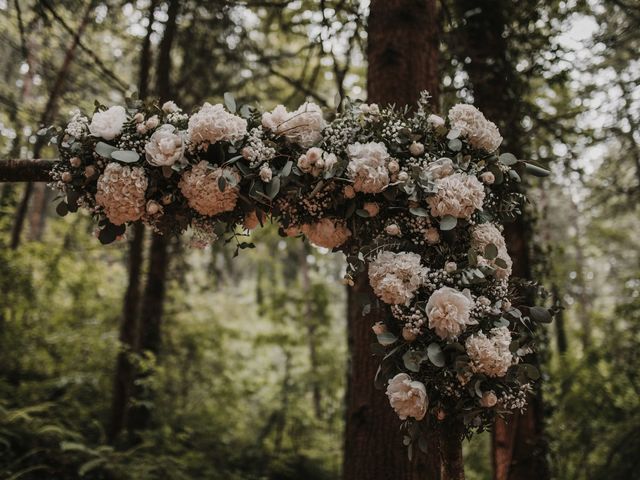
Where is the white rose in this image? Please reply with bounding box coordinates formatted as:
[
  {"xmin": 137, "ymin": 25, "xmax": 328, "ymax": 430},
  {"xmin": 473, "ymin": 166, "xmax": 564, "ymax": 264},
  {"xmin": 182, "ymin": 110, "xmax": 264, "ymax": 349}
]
[
  {"xmin": 480, "ymin": 391, "xmax": 498, "ymax": 407},
  {"xmin": 426, "ymin": 286, "xmax": 476, "ymax": 340},
  {"xmin": 89, "ymin": 105, "xmax": 127, "ymax": 140},
  {"xmin": 162, "ymin": 101, "xmax": 179, "ymax": 113},
  {"xmin": 386, "ymin": 373, "xmax": 428, "ymax": 421},
  {"xmin": 445, "ymin": 261, "xmax": 457, "ymax": 273},
  {"xmin": 427, "ymin": 114, "xmax": 445, "ymax": 129},
  {"xmin": 145, "ymin": 125, "xmax": 184, "ymax": 167},
  {"xmin": 146, "ymin": 115, "xmax": 160, "ymax": 130}
]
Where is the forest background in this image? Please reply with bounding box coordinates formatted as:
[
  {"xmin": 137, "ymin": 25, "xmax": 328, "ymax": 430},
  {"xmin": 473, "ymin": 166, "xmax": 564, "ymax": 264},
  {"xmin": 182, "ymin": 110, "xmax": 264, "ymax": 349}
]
[{"xmin": 0, "ymin": 1, "xmax": 639, "ymax": 479}]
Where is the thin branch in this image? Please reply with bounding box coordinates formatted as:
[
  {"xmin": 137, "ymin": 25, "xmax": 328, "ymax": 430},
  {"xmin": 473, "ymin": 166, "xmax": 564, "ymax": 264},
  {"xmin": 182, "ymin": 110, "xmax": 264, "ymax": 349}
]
[{"xmin": 0, "ymin": 159, "xmax": 57, "ymax": 182}]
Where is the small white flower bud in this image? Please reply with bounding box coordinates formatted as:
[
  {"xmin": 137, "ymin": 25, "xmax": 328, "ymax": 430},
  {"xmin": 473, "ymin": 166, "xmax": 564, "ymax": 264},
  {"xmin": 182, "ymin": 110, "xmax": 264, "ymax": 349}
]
[
  {"xmin": 398, "ymin": 171, "xmax": 409, "ymax": 182},
  {"xmin": 445, "ymin": 261, "xmax": 457, "ymax": 273},
  {"xmin": 388, "ymin": 160, "xmax": 400, "ymax": 173},
  {"xmin": 409, "ymin": 142, "xmax": 425, "ymax": 156},
  {"xmin": 480, "ymin": 391, "xmax": 498, "ymax": 408},
  {"xmin": 372, "ymin": 322, "xmax": 387, "ymax": 335},
  {"xmin": 402, "ymin": 327, "xmax": 417, "ymax": 342},
  {"xmin": 480, "ymin": 171, "xmax": 495, "ymax": 184},
  {"xmin": 385, "ymin": 224, "xmax": 401, "ymax": 236},
  {"xmin": 134, "ymin": 112, "xmax": 145, "ymax": 123},
  {"xmin": 343, "ymin": 185, "xmax": 356, "ymax": 199}
]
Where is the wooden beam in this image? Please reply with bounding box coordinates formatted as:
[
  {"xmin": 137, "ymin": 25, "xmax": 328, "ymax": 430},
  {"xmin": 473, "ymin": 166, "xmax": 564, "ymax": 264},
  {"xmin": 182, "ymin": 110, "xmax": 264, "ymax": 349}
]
[{"xmin": 0, "ymin": 160, "xmax": 57, "ymax": 182}]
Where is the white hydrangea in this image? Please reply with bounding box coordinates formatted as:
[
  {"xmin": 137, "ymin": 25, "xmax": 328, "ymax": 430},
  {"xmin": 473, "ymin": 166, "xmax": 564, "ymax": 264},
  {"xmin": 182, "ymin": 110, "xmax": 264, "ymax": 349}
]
[
  {"xmin": 471, "ymin": 223, "xmax": 513, "ymax": 279},
  {"xmin": 346, "ymin": 142, "xmax": 390, "ymax": 194},
  {"xmin": 297, "ymin": 147, "xmax": 338, "ymax": 177},
  {"xmin": 178, "ymin": 161, "xmax": 239, "ymax": 216},
  {"xmin": 426, "ymin": 286, "xmax": 476, "ymax": 340},
  {"xmin": 89, "ymin": 106, "xmax": 127, "ymax": 141},
  {"xmin": 465, "ymin": 326, "xmax": 514, "ymax": 377},
  {"xmin": 369, "ymin": 251, "xmax": 427, "ymax": 305},
  {"xmin": 386, "ymin": 373, "xmax": 428, "ymax": 421},
  {"xmin": 424, "ymin": 157, "xmax": 454, "ymax": 179},
  {"xmin": 427, "ymin": 173, "xmax": 485, "ymax": 219},
  {"xmin": 187, "ymin": 102, "xmax": 247, "ymax": 146},
  {"xmin": 448, "ymin": 104, "xmax": 503, "ymax": 152},
  {"xmin": 262, "ymin": 102, "xmax": 326, "ymax": 148},
  {"xmin": 95, "ymin": 163, "xmax": 147, "ymax": 225},
  {"xmin": 145, "ymin": 125, "xmax": 184, "ymax": 167},
  {"xmin": 301, "ymin": 218, "xmax": 351, "ymax": 249},
  {"xmin": 65, "ymin": 110, "xmax": 89, "ymax": 138}
]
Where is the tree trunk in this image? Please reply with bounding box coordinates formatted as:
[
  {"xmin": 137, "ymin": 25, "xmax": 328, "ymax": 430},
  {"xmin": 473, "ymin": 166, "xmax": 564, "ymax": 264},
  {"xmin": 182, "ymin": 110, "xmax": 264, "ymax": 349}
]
[
  {"xmin": 450, "ymin": 2, "xmax": 549, "ymax": 479},
  {"xmin": 126, "ymin": 0, "xmax": 179, "ymax": 434},
  {"xmin": 10, "ymin": 1, "xmax": 94, "ymax": 249},
  {"xmin": 108, "ymin": 0, "xmax": 157, "ymax": 443},
  {"xmin": 126, "ymin": 232, "xmax": 169, "ymax": 432},
  {"xmin": 343, "ymin": 2, "xmax": 442, "ymax": 479},
  {"xmin": 109, "ymin": 221, "xmax": 145, "ymax": 443},
  {"xmin": 300, "ymin": 243, "xmax": 322, "ymax": 419}
]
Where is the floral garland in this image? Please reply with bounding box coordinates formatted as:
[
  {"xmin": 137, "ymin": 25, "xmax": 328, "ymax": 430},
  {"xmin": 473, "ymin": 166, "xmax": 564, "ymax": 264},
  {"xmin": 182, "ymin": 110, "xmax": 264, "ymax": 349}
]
[{"xmin": 50, "ymin": 92, "xmax": 553, "ymax": 447}]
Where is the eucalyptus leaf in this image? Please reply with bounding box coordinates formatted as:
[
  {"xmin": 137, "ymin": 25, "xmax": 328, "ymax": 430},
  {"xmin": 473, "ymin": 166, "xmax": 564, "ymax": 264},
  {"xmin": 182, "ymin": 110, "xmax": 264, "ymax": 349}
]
[
  {"xmin": 484, "ymin": 243, "xmax": 499, "ymax": 260},
  {"xmin": 529, "ymin": 306, "xmax": 552, "ymax": 323},
  {"xmin": 499, "ymin": 152, "xmax": 518, "ymax": 166},
  {"xmin": 403, "ymin": 350, "xmax": 425, "ymax": 373},
  {"xmin": 95, "ymin": 141, "xmax": 117, "ymax": 159},
  {"xmin": 524, "ymin": 162, "xmax": 550, "ymax": 177},
  {"xmin": 224, "ymin": 92, "xmax": 236, "ymax": 113},
  {"xmin": 427, "ymin": 343, "xmax": 445, "ymax": 367},
  {"xmin": 409, "ymin": 207, "xmax": 429, "ymax": 217},
  {"xmin": 439, "ymin": 215, "xmax": 457, "ymax": 231},
  {"xmin": 111, "ymin": 150, "xmax": 140, "ymax": 163},
  {"xmin": 377, "ymin": 332, "xmax": 398, "ymax": 346},
  {"xmin": 266, "ymin": 176, "xmax": 281, "ymax": 199},
  {"xmin": 448, "ymin": 138, "xmax": 462, "ymax": 152}
]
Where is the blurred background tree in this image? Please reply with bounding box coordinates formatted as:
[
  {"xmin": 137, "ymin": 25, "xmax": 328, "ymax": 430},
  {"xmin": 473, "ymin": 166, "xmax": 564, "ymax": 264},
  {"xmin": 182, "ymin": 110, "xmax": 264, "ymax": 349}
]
[{"xmin": 1, "ymin": 1, "xmax": 639, "ymax": 479}]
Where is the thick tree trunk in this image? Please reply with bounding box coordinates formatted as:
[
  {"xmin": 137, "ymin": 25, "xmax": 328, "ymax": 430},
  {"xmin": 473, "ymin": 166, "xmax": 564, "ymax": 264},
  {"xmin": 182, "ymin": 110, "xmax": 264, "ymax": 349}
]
[
  {"xmin": 126, "ymin": 232, "xmax": 169, "ymax": 432},
  {"xmin": 451, "ymin": 2, "xmax": 549, "ymax": 480},
  {"xmin": 343, "ymin": 2, "xmax": 442, "ymax": 479},
  {"xmin": 126, "ymin": 0, "xmax": 179, "ymax": 434},
  {"xmin": 300, "ymin": 243, "xmax": 322, "ymax": 419},
  {"xmin": 10, "ymin": 1, "xmax": 94, "ymax": 249},
  {"xmin": 108, "ymin": 0, "xmax": 157, "ymax": 443},
  {"xmin": 109, "ymin": 222, "xmax": 145, "ymax": 443}
]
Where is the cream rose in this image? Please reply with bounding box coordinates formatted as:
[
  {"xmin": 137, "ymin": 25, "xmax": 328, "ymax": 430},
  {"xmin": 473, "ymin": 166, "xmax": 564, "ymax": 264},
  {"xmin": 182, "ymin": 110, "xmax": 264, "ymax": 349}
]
[
  {"xmin": 426, "ymin": 286, "xmax": 476, "ymax": 340},
  {"xmin": 89, "ymin": 106, "xmax": 127, "ymax": 140},
  {"xmin": 386, "ymin": 373, "xmax": 428, "ymax": 421},
  {"xmin": 145, "ymin": 125, "xmax": 184, "ymax": 167}
]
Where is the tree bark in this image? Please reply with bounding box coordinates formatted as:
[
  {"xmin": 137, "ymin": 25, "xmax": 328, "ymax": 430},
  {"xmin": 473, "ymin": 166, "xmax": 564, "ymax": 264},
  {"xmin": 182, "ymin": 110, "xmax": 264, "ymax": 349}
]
[
  {"xmin": 0, "ymin": 160, "xmax": 55, "ymax": 182},
  {"xmin": 126, "ymin": 0, "xmax": 179, "ymax": 434},
  {"xmin": 108, "ymin": 0, "xmax": 157, "ymax": 444},
  {"xmin": 343, "ymin": 2, "xmax": 442, "ymax": 479},
  {"xmin": 10, "ymin": 1, "xmax": 94, "ymax": 249},
  {"xmin": 109, "ymin": 221, "xmax": 145, "ymax": 443},
  {"xmin": 450, "ymin": 2, "xmax": 549, "ymax": 480}
]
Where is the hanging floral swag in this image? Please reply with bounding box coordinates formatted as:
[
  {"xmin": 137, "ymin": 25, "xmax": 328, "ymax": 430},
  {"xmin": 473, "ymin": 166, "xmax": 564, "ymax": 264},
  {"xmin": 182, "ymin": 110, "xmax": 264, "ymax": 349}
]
[{"xmin": 49, "ymin": 92, "xmax": 554, "ymax": 450}]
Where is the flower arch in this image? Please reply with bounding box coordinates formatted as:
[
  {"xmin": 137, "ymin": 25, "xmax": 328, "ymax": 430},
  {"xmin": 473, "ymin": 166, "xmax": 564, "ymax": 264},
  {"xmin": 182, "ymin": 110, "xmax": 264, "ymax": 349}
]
[{"xmin": 50, "ymin": 92, "xmax": 553, "ymax": 451}]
